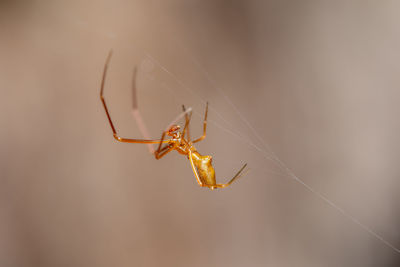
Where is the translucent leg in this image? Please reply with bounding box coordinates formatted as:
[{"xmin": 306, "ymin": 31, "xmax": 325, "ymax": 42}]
[{"xmin": 192, "ymin": 102, "xmax": 208, "ymax": 143}]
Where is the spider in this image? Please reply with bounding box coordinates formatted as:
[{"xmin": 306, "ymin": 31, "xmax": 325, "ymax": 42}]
[{"xmin": 99, "ymin": 51, "xmax": 248, "ymax": 190}]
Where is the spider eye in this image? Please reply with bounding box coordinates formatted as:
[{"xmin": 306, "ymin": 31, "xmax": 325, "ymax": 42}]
[{"xmin": 169, "ymin": 125, "xmax": 180, "ymax": 133}]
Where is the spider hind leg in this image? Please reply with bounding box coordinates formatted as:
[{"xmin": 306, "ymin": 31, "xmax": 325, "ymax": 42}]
[{"xmin": 211, "ymin": 163, "xmax": 248, "ymax": 189}]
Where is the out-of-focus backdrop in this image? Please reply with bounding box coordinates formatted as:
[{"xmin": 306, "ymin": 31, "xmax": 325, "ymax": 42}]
[{"xmin": 1, "ymin": 1, "xmax": 400, "ymax": 266}]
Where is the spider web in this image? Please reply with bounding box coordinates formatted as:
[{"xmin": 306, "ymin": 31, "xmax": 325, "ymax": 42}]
[{"xmin": 132, "ymin": 43, "xmax": 400, "ymax": 255}]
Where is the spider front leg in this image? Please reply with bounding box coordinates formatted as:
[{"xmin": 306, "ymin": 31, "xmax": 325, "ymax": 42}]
[
  {"xmin": 192, "ymin": 102, "xmax": 208, "ymax": 143},
  {"xmin": 131, "ymin": 66, "xmax": 156, "ymax": 153},
  {"xmin": 154, "ymin": 131, "xmax": 175, "ymax": 159},
  {"xmin": 100, "ymin": 51, "xmax": 169, "ymax": 145},
  {"xmin": 182, "ymin": 104, "xmax": 192, "ymax": 141}
]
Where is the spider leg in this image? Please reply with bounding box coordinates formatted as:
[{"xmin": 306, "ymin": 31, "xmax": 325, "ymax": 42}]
[
  {"xmin": 214, "ymin": 163, "xmax": 248, "ymax": 188},
  {"xmin": 100, "ymin": 50, "xmax": 169, "ymax": 145},
  {"xmin": 132, "ymin": 66, "xmax": 139, "ymax": 110},
  {"xmin": 154, "ymin": 131, "xmax": 175, "ymax": 159},
  {"xmin": 155, "ymin": 131, "xmax": 167, "ymax": 153},
  {"xmin": 154, "ymin": 143, "xmax": 175, "ymax": 159},
  {"xmin": 188, "ymin": 151, "xmax": 204, "ymax": 186},
  {"xmin": 131, "ymin": 66, "xmax": 156, "ymax": 153},
  {"xmin": 192, "ymin": 102, "xmax": 208, "ymax": 143},
  {"xmin": 182, "ymin": 105, "xmax": 192, "ymax": 142}
]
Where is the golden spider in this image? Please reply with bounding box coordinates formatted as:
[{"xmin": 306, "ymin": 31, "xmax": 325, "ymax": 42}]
[{"xmin": 99, "ymin": 51, "xmax": 248, "ymax": 190}]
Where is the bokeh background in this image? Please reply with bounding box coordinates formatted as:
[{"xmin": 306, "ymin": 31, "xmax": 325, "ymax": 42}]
[{"xmin": 1, "ymin": 1, "xmax": 400, "ymax": 266}]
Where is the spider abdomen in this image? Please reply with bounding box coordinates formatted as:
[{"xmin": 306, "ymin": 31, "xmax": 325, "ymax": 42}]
[{"xmin": 190, "ymin": 151, "xmax": 216, "ymax": 185}]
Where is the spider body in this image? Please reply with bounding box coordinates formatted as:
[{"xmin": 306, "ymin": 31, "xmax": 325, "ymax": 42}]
[
  {"xmin": 100, "ymin": 51, "xmax": 247, "ymax": 190},
  {"xmin": 153, "ymin": 123, "xmax": 224, "ymax": 190},
  {"xmin": 161, "ymin": 125, "xmax": 217, "ymax": 188},
  {"xmin": 190, "ymin": 152, "xmax": 216, "ymax": 187}
]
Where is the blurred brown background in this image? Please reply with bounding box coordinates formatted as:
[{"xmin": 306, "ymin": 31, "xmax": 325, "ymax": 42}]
[{"xmin": 1, "ymin": 1, "xmax": 400, "ymax": 266}]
